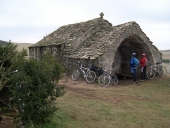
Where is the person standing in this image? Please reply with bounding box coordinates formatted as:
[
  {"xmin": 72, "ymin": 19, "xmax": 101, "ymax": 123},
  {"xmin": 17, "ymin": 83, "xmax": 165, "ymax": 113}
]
[
  {"xmin": 130, "ymin": 52, "xmax": 139, "ymax": 83},
  {"xmin": 139, "ymin": 53, "xmax": 148, "ymax": 81}
]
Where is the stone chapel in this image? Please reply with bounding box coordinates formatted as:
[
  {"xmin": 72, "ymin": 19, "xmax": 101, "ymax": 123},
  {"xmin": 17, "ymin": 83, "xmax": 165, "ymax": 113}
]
[{"xmin": 29, "ymin": 13, "xmax": 162, "ymax": 77}]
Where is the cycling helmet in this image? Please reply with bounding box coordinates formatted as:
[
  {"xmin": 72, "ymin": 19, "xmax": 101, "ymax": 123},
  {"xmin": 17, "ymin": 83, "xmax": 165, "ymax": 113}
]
[
  {"xmin": 142, "ymin": 53, "xmax": 146, "ymax": 56},
  {"xmin": 132, "ymin": 52, "xmax": 136, "ymax": 56}
]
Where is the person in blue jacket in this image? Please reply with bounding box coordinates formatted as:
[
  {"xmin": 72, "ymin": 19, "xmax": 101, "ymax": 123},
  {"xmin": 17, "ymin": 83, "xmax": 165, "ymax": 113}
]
[{"xmin": 130, "ymin": 52, "xmax": 139, "ymax": 83}]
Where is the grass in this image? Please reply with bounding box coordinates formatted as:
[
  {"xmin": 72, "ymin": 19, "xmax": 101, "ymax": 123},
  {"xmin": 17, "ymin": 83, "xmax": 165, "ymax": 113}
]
[{"xmin": 35, "ymin": 75, "xmax": 170, "ymax": 128}]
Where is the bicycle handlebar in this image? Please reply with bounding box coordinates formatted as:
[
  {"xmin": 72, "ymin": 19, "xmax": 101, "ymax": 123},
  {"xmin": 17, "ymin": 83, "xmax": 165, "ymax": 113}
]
[{"xmin": 77, "ymin": 61, "xmax": 93, "ymax": 69}]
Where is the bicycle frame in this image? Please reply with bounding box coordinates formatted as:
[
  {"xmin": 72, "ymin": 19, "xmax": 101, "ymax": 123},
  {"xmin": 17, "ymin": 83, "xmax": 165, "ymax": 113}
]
[
  {"xmin": 150, "ymin": 64, "xmax": 162, "ymax": 75},
  {"xmin": 79, "ymin": 64, "xmax": 90, "ymax": 78},
  {"xmin": 98, "ymin": 70, "xmax": 118, "ymax": 87},
  {"xmin": 72, "ymin": 63, "xmax": 96, "ymax": 83},
  {"xmin": 147, "ymin": 63, "xmax": 167, "ymax": 79},
  {"xmin": 106, "ymin": 70, "xmax": 118, "ymax": 85}
]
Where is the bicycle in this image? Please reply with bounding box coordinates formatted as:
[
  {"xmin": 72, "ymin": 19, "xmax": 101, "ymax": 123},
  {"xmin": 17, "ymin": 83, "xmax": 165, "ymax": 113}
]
[
  {"xmin": 71, "ymin": 62, "xmax": 96, "ymax": 83},
  {"xmin": 147, "ymin": 62, "xmax": 167, "ymax": 79},
  {"xmin": 98, "ymin": 70, "xmax": 118, "ymax": 87}
]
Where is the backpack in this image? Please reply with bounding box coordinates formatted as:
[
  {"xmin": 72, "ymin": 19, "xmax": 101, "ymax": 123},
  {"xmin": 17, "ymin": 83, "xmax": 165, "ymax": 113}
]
[
  {"xmin": 97, "ymin": 67, "xmax": 104, "ymax": 76},
  {"xmin": 90, "ymin": 64, "xmax": 97, "ymax": 72},
  {"xmin": 133, "ymin": 58, "xmax": 139, "ymax": 69}
]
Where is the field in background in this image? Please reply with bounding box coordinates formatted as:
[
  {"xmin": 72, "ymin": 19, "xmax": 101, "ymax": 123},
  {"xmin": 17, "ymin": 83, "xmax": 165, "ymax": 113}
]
[
  {"xmin": 160, "ymin": 50, "xmax": 170, "ymax": 60},
  {"xmin": 160, "ymin": 50, "xmax": 170, "ymax": 73},
  {"xmin": 12, "ymin": 43, "xmax": 33, "ymax": 54}
]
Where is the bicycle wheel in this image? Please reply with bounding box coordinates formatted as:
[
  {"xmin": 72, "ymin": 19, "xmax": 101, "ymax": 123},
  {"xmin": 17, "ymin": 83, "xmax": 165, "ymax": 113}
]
[
  {"xmin": 159, "ymin": 67, "xmax": 167, "ymax": 77},
  {"xmin": 72, "ymin": 70, "xmax": 80, "ymax": 81},
  {"xmin": 147, "ymin": 70, "xmax": 155, "ymax": 79},
  {"xmin": 98, "ymin": 74, "xmax": 110, "ymax": 87},
  {"xmin": 111, "ymin": 74, "xmax": 118, "ymax": 86},
  {"xmin": 86, "ymin": 70, "xmax": 96, "ymax": 83}
]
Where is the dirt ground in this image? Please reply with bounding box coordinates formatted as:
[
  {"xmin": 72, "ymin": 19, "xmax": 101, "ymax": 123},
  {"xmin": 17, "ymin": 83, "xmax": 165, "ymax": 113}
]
[
  {"xmin": 58, "ymin": 75, "xmax": 140, "ymax": 102},
  {"xmin": 57, "ymin": 74, "xmax": 170, "ymax": 104},
  {"xmin": 59, "ymin": 73, "xmax": 170, "ymax": 87},
  {"xmin": 59, "ymin": 74, "xmax": 135, "ymax": 87},
  {"xmin": 0, "ymin": 110, "xmax": 16, "ymax": 128}
]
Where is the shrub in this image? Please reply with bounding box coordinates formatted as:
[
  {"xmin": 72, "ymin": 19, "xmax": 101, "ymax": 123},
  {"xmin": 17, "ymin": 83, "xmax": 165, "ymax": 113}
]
[
  {"xmin": 0, "ymin": 44, "xmax": 65, "ymax": 126},
  {"xmin": 0, "ymin": 43, "xmax": 18, "ymax": 109},
  {"xmin": 9, "ymin": 52, "xmax": 65, "ymax": 126}
]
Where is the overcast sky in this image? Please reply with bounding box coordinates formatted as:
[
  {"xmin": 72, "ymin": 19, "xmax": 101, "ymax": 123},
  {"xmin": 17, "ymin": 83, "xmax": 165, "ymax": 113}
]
[{"xmin": 0, "ymin": 0, "xmax": 170, "ymax": 50}]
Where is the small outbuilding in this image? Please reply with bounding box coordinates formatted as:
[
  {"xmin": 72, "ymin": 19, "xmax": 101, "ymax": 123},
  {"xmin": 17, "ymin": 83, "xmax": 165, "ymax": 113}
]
[{"xmin": 29, "ymin": 13, "xmax": 162, "ymax": 77}]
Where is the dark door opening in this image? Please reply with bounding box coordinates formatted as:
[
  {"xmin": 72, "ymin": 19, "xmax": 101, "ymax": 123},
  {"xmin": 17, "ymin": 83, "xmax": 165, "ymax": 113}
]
[{"xmin": 114, "ymin": 35, "xmax": 152, "ymax": 77}]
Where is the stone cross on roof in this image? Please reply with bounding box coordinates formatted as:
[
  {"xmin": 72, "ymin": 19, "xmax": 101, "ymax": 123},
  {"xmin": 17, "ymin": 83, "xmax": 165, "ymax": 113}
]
[{"xmin": 100, "ymin": 12, "xmax": 104, "ymax": 19}]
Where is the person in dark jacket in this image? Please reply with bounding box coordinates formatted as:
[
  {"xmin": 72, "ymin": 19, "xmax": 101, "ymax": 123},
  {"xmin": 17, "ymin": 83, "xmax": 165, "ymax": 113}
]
[
  {"xmin": 139, "ymin": 53, "xmax": 148, "ymax": 81},
  {"xmin": 130, "ymin": 52, "xmax": 139, "ymax": 83}
]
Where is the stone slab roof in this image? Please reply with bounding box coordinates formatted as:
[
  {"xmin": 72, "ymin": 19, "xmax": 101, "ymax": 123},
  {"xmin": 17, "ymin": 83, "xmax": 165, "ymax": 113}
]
[
  {"xmin": 67, "ymin": 21, "xmax": 138, "ymax": 59},
  {"xmin": 30, "ymin": 15, "xmax": 153, "ymax": 59},
  {"xmin": 30, "ymin": 18, "xmax": 110, "ymax": 47}
]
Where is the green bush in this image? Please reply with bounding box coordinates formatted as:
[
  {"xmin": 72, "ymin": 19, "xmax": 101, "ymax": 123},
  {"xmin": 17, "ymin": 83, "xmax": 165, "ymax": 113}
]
[
  {"xmin": 0, "ymin": 43, "xmax": 18, "ymax": 110},
  {"xmin": 10, "ymin": 53, "xmax": 65, "ymax": 126},
  {"xmin": 0, "ymin": 43, "xmax": 65, "ymax": 126}
]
